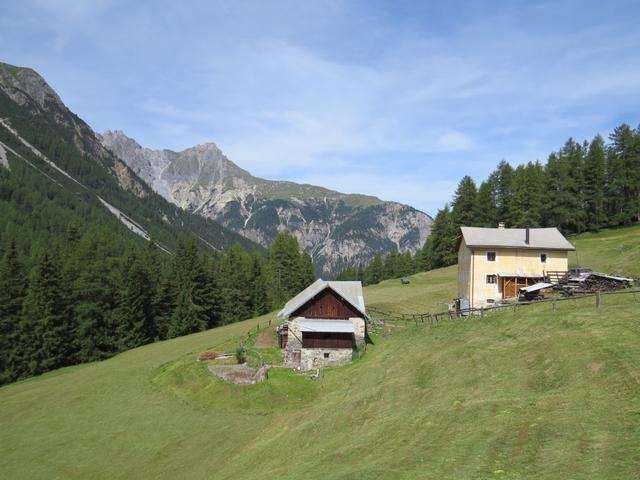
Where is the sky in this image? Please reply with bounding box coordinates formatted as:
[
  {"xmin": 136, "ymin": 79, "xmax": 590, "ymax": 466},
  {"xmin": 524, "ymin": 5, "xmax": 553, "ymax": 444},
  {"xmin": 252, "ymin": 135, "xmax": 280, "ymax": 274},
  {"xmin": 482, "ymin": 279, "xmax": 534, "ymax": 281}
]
[{"xmin": 1, "ymin": 0, "xmax": 639, "ymax": 215}]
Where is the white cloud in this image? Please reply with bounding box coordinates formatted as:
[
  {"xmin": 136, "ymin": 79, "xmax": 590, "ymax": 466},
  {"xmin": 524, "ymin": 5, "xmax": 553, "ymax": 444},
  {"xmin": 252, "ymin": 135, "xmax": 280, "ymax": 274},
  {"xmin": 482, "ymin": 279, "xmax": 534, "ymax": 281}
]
[{"xmin": 434, "ymin": 131, "xmax": 474, "ymax": 152}]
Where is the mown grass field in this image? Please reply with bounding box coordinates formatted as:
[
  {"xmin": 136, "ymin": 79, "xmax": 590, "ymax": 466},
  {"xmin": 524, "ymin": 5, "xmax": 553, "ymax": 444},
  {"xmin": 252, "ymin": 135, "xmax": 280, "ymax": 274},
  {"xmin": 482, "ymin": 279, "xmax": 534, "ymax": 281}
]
[{"xmin": 1, "ymin": 226, "xmax": 639, "ymax": 479}]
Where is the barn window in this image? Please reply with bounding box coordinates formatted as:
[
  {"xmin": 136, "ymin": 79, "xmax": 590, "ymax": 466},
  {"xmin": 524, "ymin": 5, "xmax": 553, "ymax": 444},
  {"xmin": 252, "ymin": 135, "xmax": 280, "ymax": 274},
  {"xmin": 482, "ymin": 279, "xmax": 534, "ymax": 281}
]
[
  {"xmin": 486, "ymin": 274, "xmax": 497, "ymax": 284},
  {"xmin": 540, "ymin": 253, "xmax": 547, "ymax": 263},
  {"xmin": 324, "ymin": 353, "xmax": 330, "ymax": 359},
  {"xmin": 487, "ymin": 252, "xmax": 496, "ymax": 262}
]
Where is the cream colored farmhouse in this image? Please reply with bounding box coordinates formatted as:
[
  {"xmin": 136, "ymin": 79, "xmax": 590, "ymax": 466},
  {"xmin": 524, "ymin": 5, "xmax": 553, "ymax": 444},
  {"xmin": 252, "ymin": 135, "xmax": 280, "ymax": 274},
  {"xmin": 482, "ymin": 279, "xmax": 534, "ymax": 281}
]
[{"xmin": 457, "ymin": 224, "xmax": 575, "ymax": 309}]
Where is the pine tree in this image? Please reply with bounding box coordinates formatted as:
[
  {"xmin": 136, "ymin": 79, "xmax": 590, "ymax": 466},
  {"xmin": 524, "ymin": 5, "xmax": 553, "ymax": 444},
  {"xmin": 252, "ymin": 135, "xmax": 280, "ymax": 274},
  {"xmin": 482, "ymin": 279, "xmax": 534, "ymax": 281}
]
[
  {"xmin": 167, "ymin": 238, "xmax": 211, "ymax": 337},
  {"xmin": 266, "ymin": 231, "xmax": 310, "ymax": 307},
  {"xmin": 451, "ymin": 176, "xmax": 478, "ymax": 227},
  {"xmin": 363, "ymin": 254, "xmax": 384, "ymax": 285},
  {"xmin": 420, "ymin": 205, "xmax": 458, "ymax": 269},
  {"xmin": 118, "ymin": 250, "xmax": 155, "ymax": 348},
  {"xmin": 0, "ymin": 239, "xmax": 27, "ymax": 384},
  {"xmin": 507, "ymin": 162, "xmax": 545, "ymax": 227},
  {"xmin": 583, "ymin": 135, "xmax": 607, "ymax": 230},
  {"xmin": 475, "ymin": 174, "xmax": 499, "ymax": 227},
  {"xmin": 20, "ymin": 251, "xmax": 73, "ymax": 375},
  {"xmin": 495, "ymin": 161, "xmax": 514, "ymax": 224},
  {"xmin": 607, "ymin": 124, "xmax": 640, "ymax": 225},
  {"xmin": 544, "ymin": 139, "xmax": 586, "ymax": 233}
]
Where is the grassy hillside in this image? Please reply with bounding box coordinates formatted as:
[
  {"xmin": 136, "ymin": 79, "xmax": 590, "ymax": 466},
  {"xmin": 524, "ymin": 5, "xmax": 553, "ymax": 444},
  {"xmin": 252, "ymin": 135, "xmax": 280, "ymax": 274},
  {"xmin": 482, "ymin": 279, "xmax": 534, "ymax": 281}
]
[
  {"xmin": 569, "ymin": 224, "xmax": 640, "ymax": 277},
  {"xmin": 1, "ymin": 226, "xmax": 639, "ymax": 479}
]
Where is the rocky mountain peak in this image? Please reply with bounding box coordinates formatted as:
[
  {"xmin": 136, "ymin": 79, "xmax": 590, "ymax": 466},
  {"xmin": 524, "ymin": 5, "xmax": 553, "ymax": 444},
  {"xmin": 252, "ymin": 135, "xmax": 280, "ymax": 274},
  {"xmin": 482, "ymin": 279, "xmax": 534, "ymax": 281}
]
[
  {"xmin": 0, "ymin": 62, "xmax": 65, "ymax": 112},
  {"xmin": 102, "ymin": 132, "xmax": 433, "ymax": 275}
]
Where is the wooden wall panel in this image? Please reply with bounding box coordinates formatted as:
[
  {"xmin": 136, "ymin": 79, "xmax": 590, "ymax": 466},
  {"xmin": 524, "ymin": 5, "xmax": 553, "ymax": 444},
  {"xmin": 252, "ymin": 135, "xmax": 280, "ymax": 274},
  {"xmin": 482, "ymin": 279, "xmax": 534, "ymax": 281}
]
[
  {"xmin": 302, "ymin": 332, "xmax": 354, "ymax": 349},
  {"xmin": 292, "ymin": 289, "xmax": 362, "ymax": 319}
]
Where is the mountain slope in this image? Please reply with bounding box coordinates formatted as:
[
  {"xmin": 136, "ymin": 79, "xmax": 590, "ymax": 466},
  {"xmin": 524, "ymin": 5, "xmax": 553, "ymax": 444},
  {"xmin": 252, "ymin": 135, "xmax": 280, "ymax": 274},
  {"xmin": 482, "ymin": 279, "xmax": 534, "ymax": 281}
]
[
  {"xmin": 0, "ymin": 61, "xmax": 259, "ymax": 253},
  {"xmin": 102, "ymin": 130, "xmax": 432, "ymax": 275},
  {"xmin": 0, "ymin": 225, "xmax": 638, "ymax": 479}
]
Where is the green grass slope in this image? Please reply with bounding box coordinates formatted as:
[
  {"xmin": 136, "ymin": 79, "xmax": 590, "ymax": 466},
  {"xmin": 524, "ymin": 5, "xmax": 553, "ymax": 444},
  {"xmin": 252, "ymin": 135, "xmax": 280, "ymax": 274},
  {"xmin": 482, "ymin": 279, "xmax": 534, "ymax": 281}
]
[
  {"xmin": 569, "ymin": 224, "xmax": 640, "ymax": 277},
  {"xmin": 1, "ymin": 226, "xmax": 639, "ymax": 479}
]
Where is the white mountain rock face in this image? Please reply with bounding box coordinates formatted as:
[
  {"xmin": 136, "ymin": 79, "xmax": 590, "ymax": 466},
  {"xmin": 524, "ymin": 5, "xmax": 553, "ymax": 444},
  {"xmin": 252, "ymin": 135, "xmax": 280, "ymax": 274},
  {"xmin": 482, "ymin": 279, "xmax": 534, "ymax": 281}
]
[{"xmin": 102, "ymin": 130, "xmax": 433, "ymax": 275}]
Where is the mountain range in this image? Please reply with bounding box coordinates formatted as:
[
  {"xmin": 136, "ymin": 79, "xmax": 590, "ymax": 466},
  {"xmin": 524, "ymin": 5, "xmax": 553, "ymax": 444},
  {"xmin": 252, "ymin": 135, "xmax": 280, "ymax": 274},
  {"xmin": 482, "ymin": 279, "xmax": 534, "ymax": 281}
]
[
  {"xmin": 101, "ymin": 131, "xmax": 432, "ymax": 274},
  {"xmin": 0, "ymin": 60, "xmax": 431, "ymax": 275},
  {"xmin": 0, "ymin": 61, "xmax": 256, "ymax": 253}
]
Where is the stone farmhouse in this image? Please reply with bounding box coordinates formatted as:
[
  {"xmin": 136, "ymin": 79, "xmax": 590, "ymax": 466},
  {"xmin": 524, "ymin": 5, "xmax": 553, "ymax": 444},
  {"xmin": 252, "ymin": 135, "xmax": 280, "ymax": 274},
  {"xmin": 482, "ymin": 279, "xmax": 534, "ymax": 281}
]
[
  {"xmin": 277, "ymin": 279, "xmax": 367, "ymax": 371},
  {"xmin": 457, "ymin": 224, "xmax": 575, "ymax": 309}
]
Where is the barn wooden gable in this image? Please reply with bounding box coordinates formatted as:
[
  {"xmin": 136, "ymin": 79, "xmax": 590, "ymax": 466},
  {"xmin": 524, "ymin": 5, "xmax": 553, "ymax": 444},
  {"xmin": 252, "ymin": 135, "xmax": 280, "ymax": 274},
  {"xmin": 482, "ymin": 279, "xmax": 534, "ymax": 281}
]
[{"xmin": 291, "ymin": 287, "xmax": 363, "ymax": 320}]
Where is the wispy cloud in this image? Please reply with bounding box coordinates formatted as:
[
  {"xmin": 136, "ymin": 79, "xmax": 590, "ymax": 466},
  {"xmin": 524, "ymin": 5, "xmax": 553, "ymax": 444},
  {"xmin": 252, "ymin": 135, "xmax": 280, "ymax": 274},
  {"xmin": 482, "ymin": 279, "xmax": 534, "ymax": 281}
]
[{"xmin": 1, "ymin": 0, "xmax": 639, "ymax": 214}]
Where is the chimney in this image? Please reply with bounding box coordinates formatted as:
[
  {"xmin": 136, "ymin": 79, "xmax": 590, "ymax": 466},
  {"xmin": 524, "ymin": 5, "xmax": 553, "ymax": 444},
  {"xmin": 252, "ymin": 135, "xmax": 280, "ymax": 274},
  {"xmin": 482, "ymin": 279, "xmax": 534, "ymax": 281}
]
[
  {"xmin": 525, "ymin": 227, "xmax": 530, "ymax": 245},
  {"xmin": 498, "ymin": 222, "xmax": 505, "ymax": 229}
]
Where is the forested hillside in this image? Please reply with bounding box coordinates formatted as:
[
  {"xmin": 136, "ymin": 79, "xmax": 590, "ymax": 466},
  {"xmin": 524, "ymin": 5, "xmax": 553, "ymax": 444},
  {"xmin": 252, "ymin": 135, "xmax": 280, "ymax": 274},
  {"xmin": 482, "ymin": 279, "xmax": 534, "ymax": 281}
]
[
  {"xmin": 0, "ymin": 62, "xmax": 315, "ymax": 385},
  {"xmin": 339, "ymin": 123, "xmax": 640, "ymax": 284}
]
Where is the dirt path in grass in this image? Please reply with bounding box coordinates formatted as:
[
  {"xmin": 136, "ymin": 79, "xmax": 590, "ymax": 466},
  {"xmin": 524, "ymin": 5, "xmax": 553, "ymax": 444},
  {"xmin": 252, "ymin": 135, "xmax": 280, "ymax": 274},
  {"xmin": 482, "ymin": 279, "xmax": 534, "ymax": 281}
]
[{"xmin": 255, "ymin": 327, "xmax": 277, "ymax": 348}]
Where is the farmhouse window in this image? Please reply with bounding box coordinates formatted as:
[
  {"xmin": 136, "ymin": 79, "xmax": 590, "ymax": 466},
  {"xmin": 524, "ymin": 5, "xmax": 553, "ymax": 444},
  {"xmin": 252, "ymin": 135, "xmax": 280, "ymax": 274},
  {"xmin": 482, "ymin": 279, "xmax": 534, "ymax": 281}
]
[
  {"xmin": 487, "ymin": 252, "xmax": 496, "ymax": 262},
  {"xmin": 324, "ymin": 353, "xmax": 330, "ymax": 359},
  {"xmin": 540, "ymin": 253, "xmax": 547, "ymax": 263},
  {"xmin": 486, "ymin": 274, "xmax": 497, "ymax": 284}
]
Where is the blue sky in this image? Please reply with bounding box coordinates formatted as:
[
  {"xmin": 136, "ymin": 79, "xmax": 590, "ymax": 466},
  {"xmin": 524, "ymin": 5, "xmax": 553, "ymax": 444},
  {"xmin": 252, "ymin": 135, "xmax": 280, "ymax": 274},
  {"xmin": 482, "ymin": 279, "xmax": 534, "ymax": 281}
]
[{"xmin": 1, "ymin": 0, "xmax": 639, "ymax": 215}]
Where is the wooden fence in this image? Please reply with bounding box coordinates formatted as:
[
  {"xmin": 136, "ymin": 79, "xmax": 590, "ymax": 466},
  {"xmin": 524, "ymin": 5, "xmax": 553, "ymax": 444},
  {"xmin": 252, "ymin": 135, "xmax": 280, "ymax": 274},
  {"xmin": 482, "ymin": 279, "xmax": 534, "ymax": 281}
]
[{"xmin": 368, "ymin": 288, "xmax": 640, "ymax": 326}]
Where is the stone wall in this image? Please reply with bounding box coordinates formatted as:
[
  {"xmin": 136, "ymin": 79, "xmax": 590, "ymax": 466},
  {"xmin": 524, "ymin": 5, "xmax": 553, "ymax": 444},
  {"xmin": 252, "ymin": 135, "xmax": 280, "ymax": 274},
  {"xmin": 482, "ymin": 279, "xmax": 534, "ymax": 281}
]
[
  {"xmin": 300, "ymin": 348, "xmax": 353, "ymax": 371},
  {"xmin": 283, "ymin": 316, "xmax": 366, "ymax": 370},
  {"xmin": 352, "ymin": 317, "xmax": 366, "ymax": 345}
]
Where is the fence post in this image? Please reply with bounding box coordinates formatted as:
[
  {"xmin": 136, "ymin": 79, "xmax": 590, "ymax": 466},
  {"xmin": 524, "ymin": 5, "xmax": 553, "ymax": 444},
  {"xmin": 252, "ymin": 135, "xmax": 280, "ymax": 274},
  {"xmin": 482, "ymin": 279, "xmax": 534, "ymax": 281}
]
[
  {"xmin": 553, "ymin": 297, "xmax": 557, "ymax": 312},
  {"xmin": 257, "ymin": 323, "xmax": 260, "ymax": 332},
  {"xmin": 269, "ymin": 319, "xmax": 272, "ymax": 326},
  {"xmin": 480, "ymin": 306, "xmax": 484, "ymax": 318},
  {"xmin": 596, "ymin": 291, "xmax": 601, "ymax": 309}
]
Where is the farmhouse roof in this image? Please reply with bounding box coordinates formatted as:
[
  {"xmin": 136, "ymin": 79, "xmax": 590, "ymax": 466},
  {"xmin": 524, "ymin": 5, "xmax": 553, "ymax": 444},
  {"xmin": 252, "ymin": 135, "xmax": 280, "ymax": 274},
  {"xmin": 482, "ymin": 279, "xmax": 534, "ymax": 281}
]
[
  {"xmin": 277, "ymin": 279, "xmax": 366, "ymax": 319},
  {"xmin": 459, "ymin": 226, "xmax": 575, "ymax": 251}
]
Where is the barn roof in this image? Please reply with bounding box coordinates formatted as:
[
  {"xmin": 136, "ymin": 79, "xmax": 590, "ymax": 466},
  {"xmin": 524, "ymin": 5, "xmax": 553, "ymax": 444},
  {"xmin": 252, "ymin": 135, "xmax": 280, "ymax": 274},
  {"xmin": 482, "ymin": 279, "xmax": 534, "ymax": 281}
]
[
  {"xmin": 460, "ymin": 226, "xmax": 575, "ymax": 251},
  {"xmin": 299, "ymin": 319, "xmax": 355, "ymax": 333},
  {"xmin": 277, "ymin": 279, "xmax": 366, "ymax": 319}
]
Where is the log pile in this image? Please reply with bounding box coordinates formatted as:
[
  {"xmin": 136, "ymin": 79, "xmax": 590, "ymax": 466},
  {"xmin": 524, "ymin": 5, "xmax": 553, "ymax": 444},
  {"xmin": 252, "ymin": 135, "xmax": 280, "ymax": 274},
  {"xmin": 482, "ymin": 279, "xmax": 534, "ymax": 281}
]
[{"xmin": 561, "ymin": 272, "xmax": 634, "ymax": 295}]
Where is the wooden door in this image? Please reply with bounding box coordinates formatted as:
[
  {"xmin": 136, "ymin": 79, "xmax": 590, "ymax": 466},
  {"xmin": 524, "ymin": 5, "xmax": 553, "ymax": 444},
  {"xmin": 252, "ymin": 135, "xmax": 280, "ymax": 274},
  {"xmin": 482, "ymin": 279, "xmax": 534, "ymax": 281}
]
[{"xmin": 502, "ymin": 277, "xmax": 517, "ymax": 299}]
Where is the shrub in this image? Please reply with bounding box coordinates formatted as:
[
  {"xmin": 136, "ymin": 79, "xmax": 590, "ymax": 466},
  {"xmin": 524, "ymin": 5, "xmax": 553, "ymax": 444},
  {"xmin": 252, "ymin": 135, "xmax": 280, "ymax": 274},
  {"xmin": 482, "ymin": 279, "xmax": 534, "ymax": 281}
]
[{"xmin": 235, "ymin": 346, "xmax": 247, "ymax": 364}]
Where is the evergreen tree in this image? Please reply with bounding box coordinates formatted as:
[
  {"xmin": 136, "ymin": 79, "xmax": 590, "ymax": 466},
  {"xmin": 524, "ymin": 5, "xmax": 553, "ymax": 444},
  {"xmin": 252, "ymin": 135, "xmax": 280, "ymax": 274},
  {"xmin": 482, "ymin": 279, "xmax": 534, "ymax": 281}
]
[
  {"xmin": 363, "ymin": 254, "xmax": 384, "ymax": 285},
  {"xmin": 20, "ymin": 251, "xmax": 73, "ymax": 375},
  {"xmin": 118, "ymin": 250, "xmax": 156, "ymax": 348},
  {"xmin": 420, "ymin": 205, "xmax": 458, "ymax": 269},
  {"xmin": 544, "ymin": 139, "xmax": 586, "ymax": 233},
  {"xmin": 451, "ymin": 176, "xmax": 478, "ymax": 227},
  {"xmin": 167, "ymin": 238, "xmax": 211, "ymax": 337},
  {"xmin": 495, "ymin": 161, "xmax": 514, "ymax": 223},
  {"xmin": 475, "ymin": 174, "xmax": 499, "ymax": 227},
  {"xmin": 606, "ymin": 124, "xmax": 640, "ymax": 225},
  {"xmin": 266, "ymin": 231, "xmax": 313, "ymax": 308},
  {"xmin": 507, "ymin": 162, "xmax": 545, "ymax": 227},
  {"xmin": 583, "ymin": 135, "xmax": 607, "ymax": 230},
  {"xmin": 0, "ymin": 239, "xmax": 27, "ymax": 383}
]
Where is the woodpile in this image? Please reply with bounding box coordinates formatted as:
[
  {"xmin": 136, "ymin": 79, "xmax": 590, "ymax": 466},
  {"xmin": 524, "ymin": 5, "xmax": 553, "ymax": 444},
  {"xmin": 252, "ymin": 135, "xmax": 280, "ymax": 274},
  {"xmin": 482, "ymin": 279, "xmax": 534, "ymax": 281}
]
[{"xmin": 561, "ymin": 272, "xmax": 634, "ymax": 295}]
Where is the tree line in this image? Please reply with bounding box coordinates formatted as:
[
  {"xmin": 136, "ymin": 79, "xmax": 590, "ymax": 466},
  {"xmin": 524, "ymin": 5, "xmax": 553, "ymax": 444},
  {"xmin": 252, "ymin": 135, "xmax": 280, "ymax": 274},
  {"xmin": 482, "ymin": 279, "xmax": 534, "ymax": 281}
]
[
  {"xmin": 338, "ymin": 123, "xmax": 640, "ymax": 284},
  {"xmin": 0, "ymin": 230, "xmax": 313, "ymax": 385}
]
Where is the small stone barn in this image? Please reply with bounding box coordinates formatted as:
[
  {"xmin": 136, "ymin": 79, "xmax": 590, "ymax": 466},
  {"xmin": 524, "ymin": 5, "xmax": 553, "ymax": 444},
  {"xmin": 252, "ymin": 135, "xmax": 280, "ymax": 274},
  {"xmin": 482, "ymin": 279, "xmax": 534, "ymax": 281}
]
[
  {"xmin": 277, "ymin": 279, "xmax": 367, "ymax": 371},
  {"xmin": 457, "ymin": 224, "xmax": 575, "ymax": 309}
]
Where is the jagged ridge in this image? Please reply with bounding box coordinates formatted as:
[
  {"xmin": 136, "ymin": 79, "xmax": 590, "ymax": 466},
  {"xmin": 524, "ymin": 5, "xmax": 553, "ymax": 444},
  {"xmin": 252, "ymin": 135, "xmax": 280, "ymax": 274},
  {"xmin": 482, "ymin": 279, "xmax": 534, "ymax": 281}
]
[{"xmin": 102, "ymin": 131, "xmax": 433, "ymax": 275}]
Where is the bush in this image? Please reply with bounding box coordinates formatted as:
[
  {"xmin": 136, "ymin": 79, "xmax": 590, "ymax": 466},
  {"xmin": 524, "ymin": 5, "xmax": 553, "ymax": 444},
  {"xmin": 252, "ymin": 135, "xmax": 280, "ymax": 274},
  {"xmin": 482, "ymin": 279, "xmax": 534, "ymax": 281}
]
[{"xmin": 235, "ymin": 346, "xmax": 247, "ymax": 364}]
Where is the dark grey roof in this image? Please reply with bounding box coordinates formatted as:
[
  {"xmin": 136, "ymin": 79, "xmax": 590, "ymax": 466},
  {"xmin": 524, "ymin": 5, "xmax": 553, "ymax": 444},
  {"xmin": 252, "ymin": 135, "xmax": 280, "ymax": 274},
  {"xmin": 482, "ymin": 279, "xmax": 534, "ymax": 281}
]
[{"xmin": 460, "ymin": 226, "xmax": 575, "ymax": 251}]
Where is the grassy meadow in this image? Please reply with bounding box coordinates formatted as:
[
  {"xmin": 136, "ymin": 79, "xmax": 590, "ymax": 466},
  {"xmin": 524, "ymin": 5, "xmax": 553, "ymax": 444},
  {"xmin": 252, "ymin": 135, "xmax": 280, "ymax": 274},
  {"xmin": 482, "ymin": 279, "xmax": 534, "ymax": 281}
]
[{"xmin": 1, "ymin": 226, "xmax": 639, "ymax": 479}]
